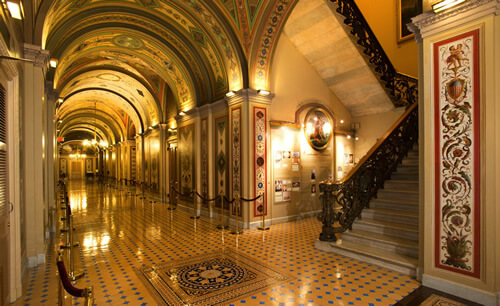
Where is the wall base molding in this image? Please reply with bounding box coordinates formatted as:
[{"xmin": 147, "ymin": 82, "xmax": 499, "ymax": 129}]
[
  {"xmin": 27, "ymin": 254, "xmax": 46, "ymax": 268},
  {"xmin": 422, "ymin": 274, "xmax": 497, "ymax": 305}
]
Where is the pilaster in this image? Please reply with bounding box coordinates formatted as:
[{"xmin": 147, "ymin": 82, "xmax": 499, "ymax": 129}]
[
  {"xmin": 225, "ymin": 89, "xmax": 274, "ymax": 227},
  {"xmin": 22, "ymin": 43, "xmax": 49, "ymax": 267},
  {"xmin": 410, "ymin": 1, "xmax": 500, "ymax": 304}
]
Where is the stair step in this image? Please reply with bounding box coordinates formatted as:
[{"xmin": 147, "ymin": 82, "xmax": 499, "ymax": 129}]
[
  {"xmin": 352, "ymin": 219, "xmax": 419, "ymax": 241},
  {"xmin": 377, "ymin": 188, "xmax": 418, "ymax": 201},
  {"xmin": 384, "ymin": 179, "xmax": 418, "ymax": 190},
  {"xmin": 315, "ymin": 239, "xmax": 418, "ymax": 277},
  {"xmin": 401, "ymin": 158, "xmax": 418, "ymax": 165},
  {"xmin": 394, "ymin": 165, "xmax": 418, "ymax": 173},
  {"xmin": 369, "ymin": 198, "xmax": 418, "ymax": 213},
  {"xmin": 342, "ymin": 229, "xmax": 418, "ymax": 258},
  {"xmin": 361, "ymin": 208, "xmax": 418, "ymax": 226}
]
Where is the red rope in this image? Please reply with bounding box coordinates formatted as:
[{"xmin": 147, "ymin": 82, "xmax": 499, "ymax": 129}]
[{"xmin": 56, "ymin": 260, "xmax": 85, "ymax": 298}]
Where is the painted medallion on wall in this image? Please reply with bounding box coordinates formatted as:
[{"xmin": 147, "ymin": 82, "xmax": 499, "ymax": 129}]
[
  {"xmin": 254, "ymin": 107, "xmax": 267, "ymax": 216},
  {"xmin": 434, "ymin": 29, "xmax": 480, "ymax": 278},
  {"xmin": 303, "ymin": 108, "xmax": 332, "ymax": 151}
]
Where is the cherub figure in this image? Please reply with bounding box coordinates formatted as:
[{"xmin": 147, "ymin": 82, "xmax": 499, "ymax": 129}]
[{"xmin": 446, "ymin": 44, "xmax": 468, "ymax": 70}]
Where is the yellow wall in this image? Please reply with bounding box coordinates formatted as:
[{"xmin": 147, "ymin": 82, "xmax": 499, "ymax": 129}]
[
  {"xmin": 270, "ymin": 34, "xmax": 352, "ymax": 125},
  {"xmin": 352, "ymin": 107, "xmax": 406, "ymax": 160},
  {"xmin": 355, "ymin": 0, "xmax": 419, "ymax": 77}
]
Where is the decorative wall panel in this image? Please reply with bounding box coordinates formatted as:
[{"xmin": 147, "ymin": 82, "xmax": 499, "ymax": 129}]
[
  {"xmin": 201, "ymin": 118, "xmax": 209, "ymax": 207},
  {"xmin": 150, "ymin": 133, "xmax": 159, "ymax": 192},
  {"xmin": 215, "ymin": 115, "xmax": 229, "ymax": 209},
  {"xmin": 231, "ymin": 108, "xmax": 241, "ymax": 215},
  {"xmin": 434, "ymin": 29, "xmax": 480, "ymax": 278},
  {"xmin": 179, "ymin": 124, "xmax": 195, "ymax": 201},
  {"xmin": 145, "ymin": 136, "xmax": 150, "ymax": 186},
  {"xmin": 254, "ymin": 107, "xmax": 267, "ymax": 216}
]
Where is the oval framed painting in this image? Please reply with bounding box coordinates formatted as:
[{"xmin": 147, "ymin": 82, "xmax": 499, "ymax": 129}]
[{"xmin": 303, "ymin": 108, "xmax": 333, "ymax": 151}]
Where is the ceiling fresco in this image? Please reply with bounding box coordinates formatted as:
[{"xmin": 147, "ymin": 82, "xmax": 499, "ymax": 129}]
[{"xmin": 39, "ymin": 0, "xmax": 297, "ymax": 147}]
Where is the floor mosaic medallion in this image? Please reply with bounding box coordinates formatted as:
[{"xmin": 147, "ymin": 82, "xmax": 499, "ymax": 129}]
[{"xmin": 135, "ymin": 249, "xmax": 294, "ymax": 305}]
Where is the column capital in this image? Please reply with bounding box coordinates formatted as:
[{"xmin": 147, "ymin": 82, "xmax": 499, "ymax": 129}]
[
  {"xmin": 409, "ymin": 0, "xmax": 498, "ymax": 43},
  {"xmin": 23, "ymin": 43, "xmax": 50, "ymax": 68},
  {"xmin": 225, "ymin": 88, "xmax": 275, "ymax": 107}
]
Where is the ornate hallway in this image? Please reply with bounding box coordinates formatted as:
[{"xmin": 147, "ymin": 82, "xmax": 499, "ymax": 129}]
[{"xmin": 13, "ymin": 180, "xmax": 419, "ymax": 305}]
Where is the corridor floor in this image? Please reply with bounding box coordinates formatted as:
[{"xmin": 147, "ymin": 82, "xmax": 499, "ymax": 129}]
[{"xmin": 13, "ymin": 180, "xmax": 420, "ymax": 305}]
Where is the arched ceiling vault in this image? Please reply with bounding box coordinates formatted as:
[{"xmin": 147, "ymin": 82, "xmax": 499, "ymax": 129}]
[{"xmin": 33, "ymin": 0, "xmax": 299, "ymax": 147}]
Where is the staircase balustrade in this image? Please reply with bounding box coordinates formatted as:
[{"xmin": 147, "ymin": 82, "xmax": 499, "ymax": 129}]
[
  {"xmin": 331, "ymin": 0, "xmax": 418, "ymax": 107},
  {"xmin": 318, "ymin": 103, "xmax": 418, "ymax": 241}
]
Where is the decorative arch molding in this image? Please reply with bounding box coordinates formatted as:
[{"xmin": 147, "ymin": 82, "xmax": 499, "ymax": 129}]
[
  {"xmin": 60, "ymin": 87, "xmax": 145, "ymax": 133},
  {"xmin": 249, "ymin": 0, "xmax": 298, "ymax": 91}
]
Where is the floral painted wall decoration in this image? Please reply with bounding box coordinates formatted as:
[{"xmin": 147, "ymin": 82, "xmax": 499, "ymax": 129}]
[{"xmin": 434, "ymin": 29, "xmax": 480, "ymax": 278}]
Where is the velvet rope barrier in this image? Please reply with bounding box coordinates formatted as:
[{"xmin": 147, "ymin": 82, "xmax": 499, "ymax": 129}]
[
  {"xmin": 194, "ymin": 191, "xmax": 221, "ymax": 202},
  {"xmin": 171, "ymin": 187, "xmax": 194, "ymax": 197},
  {"xmin": 57, "ymin": 259, "xmax": 85, "ymax": 298},
  {"xmin": 240, "ymin": 194, "xmax": 262, "ymax": 202},
  {"xmin": 223, "ymin": 196, "xmax": 236, "ymax": 204}
]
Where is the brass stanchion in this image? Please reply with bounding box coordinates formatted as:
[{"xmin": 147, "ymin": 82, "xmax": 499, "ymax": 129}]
[
  {"xmin": 217, "ymin": 191, "xmax": 228, "ymax": 229},
  {"xmin": 67, "ymin": 214, "xmax": 85, "ymax": 281},
  {"xmin": 231, "ymin": 195, "xmax": 243, "ymax": 235},
  {"xmin": 168, "ymin": 181, "xmax": 177, "ymax": 210},
  {"xmin": 57, "ymin": 251, "xmax": 65, "ymax": 306},
  {"xmin": 257, "ymin": 192, "xmax": 269, "ymax": 230},
  {"xmin": 190, "ymin": 192, "xmax": 200, "ymax": 219}
]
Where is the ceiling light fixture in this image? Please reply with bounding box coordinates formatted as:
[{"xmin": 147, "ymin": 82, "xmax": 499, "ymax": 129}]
[
  {"xmin": 432, "ymin": 0, "xmax": 466, "ymax": 13},
  {"xmin": 4, "ymin": 0, "xmax": 24, "ymax": 20}
]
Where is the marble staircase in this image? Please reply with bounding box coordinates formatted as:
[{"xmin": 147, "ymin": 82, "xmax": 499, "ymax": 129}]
[{"xmin": 316, "ymin": 147, "xmax": 419, "ymax": 276}]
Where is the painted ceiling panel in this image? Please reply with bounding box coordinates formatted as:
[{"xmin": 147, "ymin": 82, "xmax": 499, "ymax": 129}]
[
  {"xmin": 53, "ymin": 30, "xmax": 194, "ymax": 111},
  {"xmin": 59, "ymin": 70, "xmax": 159, "ymax": 129}
]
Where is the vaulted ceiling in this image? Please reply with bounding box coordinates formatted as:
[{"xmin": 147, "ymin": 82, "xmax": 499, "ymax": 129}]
[{"xmin": 37, "ymin": 0, "xmax": 297, "ymax": 147}]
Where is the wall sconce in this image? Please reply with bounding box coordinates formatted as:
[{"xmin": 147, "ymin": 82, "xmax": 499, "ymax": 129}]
[
  {"xmin": 257, "ymin": 89, "xmax": 270, "ymax": 96},
  {"xmin": 178, "ymin": 111, "xmax": 185, "ymax": 116},
  {"xmin": 49, "ymin": 59, "xmax": 57, "ymax": 68},
  {"xmin": 4, "ymin": 0, "xmax": 24, "ymax": 20},
  {"xmin": 340, "ymin": 119, "xmax": 344, "ymax": 124},
  {"xmin": 432, "ymin": 0, "xmax": 466, "ymax": 13},
  {"xmin": 58, "ymin": 98, "xmax": 64, "ymax": 103},
  {"xmin": 226, "ymin": 91, "xmax": 235, "ymax": 97}
]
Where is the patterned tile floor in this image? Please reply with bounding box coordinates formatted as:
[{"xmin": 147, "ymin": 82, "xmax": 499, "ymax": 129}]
[{"xmin": 13, "ymin": 180, "xmax": 420, "ymax": 305}]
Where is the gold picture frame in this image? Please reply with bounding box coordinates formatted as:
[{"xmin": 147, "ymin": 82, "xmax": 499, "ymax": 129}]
[
  {"xmin": 397, "ymin": 0, "xmax": 422, "ymax": 42},
  {"xmin": 303, "ymin": 108, "xmax": 333, "ymax": 151}
]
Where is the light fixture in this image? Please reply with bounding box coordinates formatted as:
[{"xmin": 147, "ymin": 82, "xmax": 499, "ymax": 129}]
[
  {"xmin": 340, "ymin": 119, "xmax": 344, "ymax": 124},
  {"xmin": 5, "ymin": 0, "xmax": 24, "ymax": 20},
  {"xmin": 49, "ymin": 59, "xmax": 57, "ymax": 68},
  {"xmin": 258, "ymin": 89, "xmax": 270, "ymax": 96},
  {"xmin": 432, "ymin": 0, "xmax": 466, "ymax": 13},
  {"xmin": 58, "ymin": 98, "xmax": 64, "ymax": 103},
  {"xmin": 347, "ymin": 135, "xmax": 351, "ymax": 139},
  {"xmin": 179, "ymin": 111, "xmax": 185, "ymax": 116},
  {"xmin": 58, "ymin": 120, "xmax": 62, "ymax": 123},
  {"xmin": 226, "ymin": 91, "xmax": 235, "ymax": 97},
  {"xmin": 355, "ymin": 137, "xmax": 359, "ymax": 141}
]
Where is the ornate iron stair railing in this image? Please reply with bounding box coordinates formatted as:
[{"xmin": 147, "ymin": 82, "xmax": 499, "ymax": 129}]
[
  {"xmin": 318, "ymin": 103, "xmax": 418, "ymax": 242},
  {"xmin": 331, "ymin": 0, "xmax": 418, "ymax": 108}
]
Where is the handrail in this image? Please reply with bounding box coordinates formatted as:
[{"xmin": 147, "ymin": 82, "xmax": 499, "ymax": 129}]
[
  {"xmin": 330, "ymin": 0, "xmax": 418, "ymax": 107},
  {"xmin": 338, "ymin": 102, "xmax": 417, "ymax": 183},
  {"xmin": 318, "ymin": 102, "xmax": 418, "ymax": 241}
]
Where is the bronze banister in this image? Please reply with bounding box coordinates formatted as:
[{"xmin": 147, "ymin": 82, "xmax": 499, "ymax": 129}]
[
  {"xmin": 318, "ymin": 103, "xmax": 418, "ymax": 241},
  {"xmin": 330, "ymin": 0, "xmax": 418, "ymax": 107}
]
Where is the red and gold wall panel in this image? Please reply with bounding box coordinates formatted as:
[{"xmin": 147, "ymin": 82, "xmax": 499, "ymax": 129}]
[
  {"xmin": 434, "ymin": 29, "xmax": 480, "ymax": 278},
  {"xmin": 254, "ymin": 107, "xmax": 267, "ymax": 216}
]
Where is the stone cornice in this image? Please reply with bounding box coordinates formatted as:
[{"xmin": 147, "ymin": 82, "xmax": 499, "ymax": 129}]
[
  {"xmin": 225, "ymin": 89, "xmax": 275, "ymax": 107},
  {"xmin": 409, "ymin": 0, "xmax": 499, "ymax": 42}
]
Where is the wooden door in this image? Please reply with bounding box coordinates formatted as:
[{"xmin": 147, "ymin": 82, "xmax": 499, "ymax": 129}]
[
  {"xmin": 70, "ymin": 160, "xmax": 83, "ymax": 180},
  {"xmin": 0, "ymin": 84, "xmax": 10, "ymax": 304}
]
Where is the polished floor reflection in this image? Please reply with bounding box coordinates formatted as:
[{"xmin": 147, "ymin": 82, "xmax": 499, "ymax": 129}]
[{"xmin": 13, "ymin": 180, "xmax": 420, "ymax": 305}]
